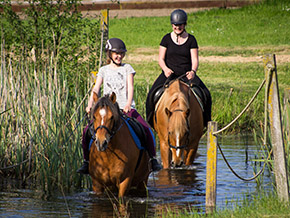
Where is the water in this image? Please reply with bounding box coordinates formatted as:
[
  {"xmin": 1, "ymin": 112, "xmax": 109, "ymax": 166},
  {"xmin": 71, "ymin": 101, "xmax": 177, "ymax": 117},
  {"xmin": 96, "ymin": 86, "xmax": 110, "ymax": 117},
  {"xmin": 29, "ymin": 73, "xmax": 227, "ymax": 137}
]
[{"xmin": 0, "ymin": 135, "xmax": 273, "ymax": 217}]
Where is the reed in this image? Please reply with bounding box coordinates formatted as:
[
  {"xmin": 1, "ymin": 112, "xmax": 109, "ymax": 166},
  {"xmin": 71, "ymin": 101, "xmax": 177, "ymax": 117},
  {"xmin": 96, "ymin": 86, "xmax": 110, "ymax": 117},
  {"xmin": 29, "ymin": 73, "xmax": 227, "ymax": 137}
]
[{"xmin": 0, "ymin": 0, "xmax": 98, "ymax": 193}]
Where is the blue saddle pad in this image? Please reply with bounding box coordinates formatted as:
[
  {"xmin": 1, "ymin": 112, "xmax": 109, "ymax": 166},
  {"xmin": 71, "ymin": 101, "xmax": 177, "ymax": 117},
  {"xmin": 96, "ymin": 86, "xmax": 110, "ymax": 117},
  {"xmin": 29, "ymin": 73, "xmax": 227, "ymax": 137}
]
[{"xmin": 122, "ymin": 117, "xmax": 145, "ymax": 150}]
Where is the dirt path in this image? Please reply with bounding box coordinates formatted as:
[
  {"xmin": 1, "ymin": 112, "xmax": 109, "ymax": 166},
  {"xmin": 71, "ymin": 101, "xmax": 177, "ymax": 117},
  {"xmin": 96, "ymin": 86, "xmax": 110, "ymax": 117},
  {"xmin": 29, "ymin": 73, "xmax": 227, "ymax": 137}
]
[
  {"xmin": 126, "ymin": 47, "xmax": 290, "ymax": 64},
  {"xmin": 79, "ymin": 0, "xmax": 255, "ymax": 18}
]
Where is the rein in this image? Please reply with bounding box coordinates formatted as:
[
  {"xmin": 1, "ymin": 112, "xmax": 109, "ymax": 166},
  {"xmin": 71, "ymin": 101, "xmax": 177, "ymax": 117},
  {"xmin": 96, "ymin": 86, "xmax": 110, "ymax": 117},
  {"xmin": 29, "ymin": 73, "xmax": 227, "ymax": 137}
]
[
  {"xmin": 164, "ymin": 73, "xmax": 187, "ymax": 89},
  {"xmin": 167, "ymin": 109, "xmax": 190, "ymax": 150}
]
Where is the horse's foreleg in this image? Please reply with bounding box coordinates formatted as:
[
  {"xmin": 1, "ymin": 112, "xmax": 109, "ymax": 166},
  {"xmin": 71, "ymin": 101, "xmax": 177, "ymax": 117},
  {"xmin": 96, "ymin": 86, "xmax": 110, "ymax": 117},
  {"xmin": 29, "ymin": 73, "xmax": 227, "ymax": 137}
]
[
  {"xmin": 184, "ymin": 147, "xmax": 198, "ymax": 165},
  {"xmin": 160, "ymin": 140, "xmax": 170, "ymax": 169},
  {"xmin": 92, "ymin": 180, "xmax": 104, "ymax": 195},
  {"xmin": 118, "ymin": 177, "xmax": 132, "ymax": 198}
]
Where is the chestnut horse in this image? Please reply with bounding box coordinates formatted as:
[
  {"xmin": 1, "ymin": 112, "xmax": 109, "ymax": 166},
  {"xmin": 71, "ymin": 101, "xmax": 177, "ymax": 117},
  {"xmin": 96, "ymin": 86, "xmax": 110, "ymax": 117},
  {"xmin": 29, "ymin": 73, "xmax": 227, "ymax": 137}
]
[
  {"xmin": 89, "ymin": 92, "xmax": 150, "ymax": 200},
  {"xmin": 154, "ymin": 80, "xmax": 204, "ymax": 169}
]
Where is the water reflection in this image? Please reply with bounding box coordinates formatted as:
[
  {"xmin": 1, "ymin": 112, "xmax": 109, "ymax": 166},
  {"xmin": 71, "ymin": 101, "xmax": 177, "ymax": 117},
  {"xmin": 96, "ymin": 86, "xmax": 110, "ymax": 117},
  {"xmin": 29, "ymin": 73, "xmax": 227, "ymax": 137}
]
[{"xmin": 0, "ymin": 135, "xmax": 273, "ymax": 217}]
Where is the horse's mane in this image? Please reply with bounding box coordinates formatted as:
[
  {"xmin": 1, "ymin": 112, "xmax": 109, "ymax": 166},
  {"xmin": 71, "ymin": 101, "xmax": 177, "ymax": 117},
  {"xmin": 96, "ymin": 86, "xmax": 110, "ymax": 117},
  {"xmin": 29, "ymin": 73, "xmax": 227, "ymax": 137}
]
[
  {"xmin": 164, "ymin": 81, "xmax": 190, "ymax": 131},
  {"xmin": 164, "ymin": 80, "xmax": 190, "ymax": 111},
  {"xmin": 91, "ymin": 94, "xmax": 121, "ymax": 127}
]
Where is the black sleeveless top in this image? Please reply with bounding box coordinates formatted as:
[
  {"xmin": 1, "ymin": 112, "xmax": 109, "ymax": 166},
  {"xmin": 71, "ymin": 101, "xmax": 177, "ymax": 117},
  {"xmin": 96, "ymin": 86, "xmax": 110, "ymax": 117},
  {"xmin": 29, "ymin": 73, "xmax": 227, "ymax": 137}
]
[{"xmin": 160, "ymin": 33, "xmax": 198, "ymax": 76}]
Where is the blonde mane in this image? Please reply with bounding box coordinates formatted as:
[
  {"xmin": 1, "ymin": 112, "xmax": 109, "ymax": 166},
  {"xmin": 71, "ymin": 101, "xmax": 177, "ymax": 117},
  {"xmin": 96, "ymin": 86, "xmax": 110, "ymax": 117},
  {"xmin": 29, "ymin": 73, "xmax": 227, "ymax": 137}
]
[{"xmin": 163, "ymin": 81, "xmax": 190, "ymax": 132}]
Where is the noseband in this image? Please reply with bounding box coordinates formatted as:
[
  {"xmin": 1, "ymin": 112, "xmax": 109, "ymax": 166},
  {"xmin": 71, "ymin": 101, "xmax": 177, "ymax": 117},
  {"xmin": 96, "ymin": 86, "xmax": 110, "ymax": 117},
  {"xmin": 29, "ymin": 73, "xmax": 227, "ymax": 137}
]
[
  {"xmin": 95, "ymin": 125, "xmax": 114, "ymax": 136},
  {"xmin": 167, "ymin": 109, "xmax": 190, "ymax": 150},
  {"xmin": 93, "ymin": 120, "xmax": 124, "ymax": 142}
]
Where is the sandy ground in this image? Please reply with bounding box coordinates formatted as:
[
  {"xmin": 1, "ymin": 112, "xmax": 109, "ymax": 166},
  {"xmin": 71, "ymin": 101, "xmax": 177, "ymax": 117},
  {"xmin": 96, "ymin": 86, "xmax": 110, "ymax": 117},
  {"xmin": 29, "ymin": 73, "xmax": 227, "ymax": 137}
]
[
  {"xmin": 126, "ymin": 47, "xmax": 290, "ymax": 64},
  {"xmin": 81, "ymin": 7, "xmax": 212, "ymax": 18}
]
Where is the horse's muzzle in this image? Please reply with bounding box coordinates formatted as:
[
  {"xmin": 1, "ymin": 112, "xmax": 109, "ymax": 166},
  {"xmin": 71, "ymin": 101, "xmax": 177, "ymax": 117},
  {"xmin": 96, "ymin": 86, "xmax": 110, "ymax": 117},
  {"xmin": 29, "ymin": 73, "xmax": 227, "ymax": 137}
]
[
  {"xmin": 171, "ymin": 160, "xmax": 184, "ymax": 168},
  {"xmin": 95, "ymin": 139, "xmax": 109, "ymax": 152}
]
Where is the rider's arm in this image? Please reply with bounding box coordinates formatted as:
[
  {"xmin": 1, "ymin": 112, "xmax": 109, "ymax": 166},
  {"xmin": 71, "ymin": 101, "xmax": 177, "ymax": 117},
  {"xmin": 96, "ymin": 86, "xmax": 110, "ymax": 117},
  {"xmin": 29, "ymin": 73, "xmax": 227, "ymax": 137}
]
[
  {"xmin": 123, "ymin": 73, "xmax": 134, "ymax": 113},
  {"xmin": 159, "ymin": 45, "xmax": 173, "ymax": 78},
  {"xmin": 190, "ymin": 48, "xmax": 199, "ymax": 73},
  {"xmin": 186, "ymin": 48, "xmax": 199, "ymax": 80}
]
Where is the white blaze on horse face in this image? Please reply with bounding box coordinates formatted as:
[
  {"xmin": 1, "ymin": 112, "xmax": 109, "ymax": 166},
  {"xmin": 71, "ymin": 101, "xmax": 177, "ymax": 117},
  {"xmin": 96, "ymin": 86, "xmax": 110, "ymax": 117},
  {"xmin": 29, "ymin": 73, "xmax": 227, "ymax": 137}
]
[
  {"xmin": 99, "ymin": 108, "xmax": 106, "ymax": 125},
  {"xmin": 176, "ymin": 132, "xmax": 181, "ymax": 157}
]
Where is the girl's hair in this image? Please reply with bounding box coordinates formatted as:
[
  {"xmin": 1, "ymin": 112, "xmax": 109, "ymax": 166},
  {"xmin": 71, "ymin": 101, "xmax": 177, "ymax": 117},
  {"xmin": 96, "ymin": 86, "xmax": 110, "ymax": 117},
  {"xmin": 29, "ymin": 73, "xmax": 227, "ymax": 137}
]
[{"xmin": 106, "ymin": 51, "xmax": 111, "ymax": 64}]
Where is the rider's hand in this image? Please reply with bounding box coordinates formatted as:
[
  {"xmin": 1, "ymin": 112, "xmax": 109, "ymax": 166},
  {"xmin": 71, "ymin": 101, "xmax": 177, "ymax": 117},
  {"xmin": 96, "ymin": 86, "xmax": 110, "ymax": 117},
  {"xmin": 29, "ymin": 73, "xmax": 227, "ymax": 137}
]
[
  {"xmin": 164, "ymin": 68, "xmax": 174, "ymax": 78},
  {"xmin": 123, "ymin": 104, "xmax": 131, "ymax": 113},
  {"xmin": 86, "ymin": 106, "xmax": 91, "ymax": 114},
  {"xmin": 186, "ymin": 70, "xmax": 196, "ymax": 80}
]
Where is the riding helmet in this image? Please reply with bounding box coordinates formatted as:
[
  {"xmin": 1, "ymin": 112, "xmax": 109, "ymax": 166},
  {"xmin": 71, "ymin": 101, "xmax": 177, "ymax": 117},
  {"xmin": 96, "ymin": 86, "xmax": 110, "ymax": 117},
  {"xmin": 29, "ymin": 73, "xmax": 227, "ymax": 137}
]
[
  {"xmin": 105, "ymin": 38, "xmax": 127, "ymax": 53},
  {"xmin": 170, "ymin": 9, "xmax": 187, "ymax": 25}
]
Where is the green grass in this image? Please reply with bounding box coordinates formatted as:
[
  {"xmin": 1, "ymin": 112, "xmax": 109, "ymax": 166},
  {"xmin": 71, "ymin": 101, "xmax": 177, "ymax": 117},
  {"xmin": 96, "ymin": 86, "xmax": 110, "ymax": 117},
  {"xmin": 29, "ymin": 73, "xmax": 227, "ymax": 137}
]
[
  {"xmin": 109, "ymin": 0, "xmax": 290, "ymax": 48},
  {"xmin": 161, "ymin": 193, "xmax": 290, "ymax": 218}
]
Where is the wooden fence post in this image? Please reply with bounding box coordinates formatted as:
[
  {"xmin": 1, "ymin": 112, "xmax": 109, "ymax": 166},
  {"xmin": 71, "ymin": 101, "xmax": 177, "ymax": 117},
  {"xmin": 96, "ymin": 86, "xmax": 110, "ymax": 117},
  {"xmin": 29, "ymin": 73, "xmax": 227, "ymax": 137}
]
[
  {"xmin": 284, "ymin": 88, "xmax": 290, "ymax": 142},
  {"xmin": 263, "ymin": 54, "xmax": 289, "ymax": 202},
  {"xmin": 98, "ymin": 9, "xmax": 109, "ymax": 70},
  {"xmin": 206, "ymin": 121, "xmax": 218, "ymax": 213}
]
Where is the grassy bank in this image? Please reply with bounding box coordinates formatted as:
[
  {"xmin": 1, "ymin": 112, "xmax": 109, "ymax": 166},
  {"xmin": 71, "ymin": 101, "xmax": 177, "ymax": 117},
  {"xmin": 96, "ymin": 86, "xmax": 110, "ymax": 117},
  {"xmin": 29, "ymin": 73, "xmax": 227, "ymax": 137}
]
[{"xmin": 157, "ymin": 193, "xmax": 290, "ymax": 217}]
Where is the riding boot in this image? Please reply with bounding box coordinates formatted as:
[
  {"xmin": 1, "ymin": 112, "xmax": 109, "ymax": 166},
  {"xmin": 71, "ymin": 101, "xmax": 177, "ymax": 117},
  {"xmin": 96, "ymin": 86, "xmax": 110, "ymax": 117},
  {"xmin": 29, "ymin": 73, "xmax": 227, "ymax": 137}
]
[
  {"xmin": 150, "ymin": 158, "xmax": 162, "ymax": 171},
  {"xmin": 77, "ymin": 160, "xmax": 89, "ymax": 174}
]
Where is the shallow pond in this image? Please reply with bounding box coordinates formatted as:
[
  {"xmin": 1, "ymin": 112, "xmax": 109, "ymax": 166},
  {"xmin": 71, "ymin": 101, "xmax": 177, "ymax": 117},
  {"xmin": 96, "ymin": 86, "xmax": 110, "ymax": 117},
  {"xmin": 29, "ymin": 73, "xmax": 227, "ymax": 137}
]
[{"xmin": 0, "ymin": 135, "xmax": 273, "ymax": 217}]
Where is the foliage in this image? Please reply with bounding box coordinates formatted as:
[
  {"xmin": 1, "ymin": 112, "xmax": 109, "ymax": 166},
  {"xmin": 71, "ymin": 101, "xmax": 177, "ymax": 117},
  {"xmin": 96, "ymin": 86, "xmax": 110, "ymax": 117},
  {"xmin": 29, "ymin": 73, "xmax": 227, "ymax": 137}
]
[{"xmin": 0, "ymin": 0, "xmax": 99, "ymax": 94}]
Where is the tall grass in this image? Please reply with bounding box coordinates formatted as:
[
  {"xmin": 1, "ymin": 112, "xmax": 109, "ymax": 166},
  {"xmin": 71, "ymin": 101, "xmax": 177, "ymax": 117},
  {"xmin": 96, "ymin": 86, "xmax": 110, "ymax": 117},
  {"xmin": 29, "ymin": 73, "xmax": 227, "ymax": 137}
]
[
  {"xmin": 0, "ymin": 43, "xmax": 93, "ymax": 193},
  {"xmin": 0, "ymin": 0, "xmax": 98, "ymax": 193}
]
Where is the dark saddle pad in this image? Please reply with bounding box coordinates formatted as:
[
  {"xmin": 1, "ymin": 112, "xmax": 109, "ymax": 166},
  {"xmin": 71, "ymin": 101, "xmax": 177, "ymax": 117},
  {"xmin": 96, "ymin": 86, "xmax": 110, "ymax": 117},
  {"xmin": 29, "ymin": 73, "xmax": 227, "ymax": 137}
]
[
  {"xmin": 153, "ymin": 83, "xmax": 207, "ymax": 110},
  {"xmin": 124, "ymin": 115, "xmax": 147, "ymax": 148},
  {"xmin": 189, "ymin": 84, "xmax": 207, "ymax": 109},
  {"xmin": 147, "ymin": 82, "xmax": 207, "ymax": 128}
]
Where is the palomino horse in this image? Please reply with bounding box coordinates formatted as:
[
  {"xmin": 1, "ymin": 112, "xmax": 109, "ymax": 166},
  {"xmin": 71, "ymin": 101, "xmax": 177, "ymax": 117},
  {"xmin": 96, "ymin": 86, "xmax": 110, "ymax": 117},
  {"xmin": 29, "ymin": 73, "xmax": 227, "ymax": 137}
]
[
  {"xmin": 89, "ymin": 92, "xmax": 150, "ymax": 200},
  {"xmin": 154, "ymin": 80, "xmax": 204, "ymax": 169}
]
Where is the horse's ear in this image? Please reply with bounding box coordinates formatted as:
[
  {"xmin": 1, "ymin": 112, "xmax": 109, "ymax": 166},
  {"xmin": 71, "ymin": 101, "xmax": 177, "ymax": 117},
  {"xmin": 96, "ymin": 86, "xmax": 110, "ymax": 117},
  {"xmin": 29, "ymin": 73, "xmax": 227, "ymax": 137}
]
[
  {"xmin": 110, "ymin": 92, "xmax": 117, "ymax": 104},
  {"xmin": 165, "ymin": 107, "xmax": 172, "ymax": 117},
  {"xmin": 93, "ymin": 92, "xmax": 99, "ymax": 103}
]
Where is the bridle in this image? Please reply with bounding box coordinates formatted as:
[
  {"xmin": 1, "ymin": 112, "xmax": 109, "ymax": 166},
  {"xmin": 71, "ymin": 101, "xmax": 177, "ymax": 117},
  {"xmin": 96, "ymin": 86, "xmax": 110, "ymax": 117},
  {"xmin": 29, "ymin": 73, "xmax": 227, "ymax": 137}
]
[
  {"xmin": 167, "ymin": 109, "xmax": 190, "ymax": 150},
  {"xmin": 89, "ymin": 111, "xmax": 124, "ymax": 143}
]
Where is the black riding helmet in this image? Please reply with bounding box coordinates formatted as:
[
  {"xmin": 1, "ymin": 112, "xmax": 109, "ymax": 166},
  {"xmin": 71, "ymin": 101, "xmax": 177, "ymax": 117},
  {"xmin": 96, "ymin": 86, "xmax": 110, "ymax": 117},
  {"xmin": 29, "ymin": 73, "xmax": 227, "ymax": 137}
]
[
  {"xmin": 170, "ymin": 9, "xmax": 187, "ymax": 25},
  {"xmin": 105, "ymin": 38, "xmax": 127, "ymax": 53}
]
